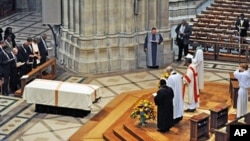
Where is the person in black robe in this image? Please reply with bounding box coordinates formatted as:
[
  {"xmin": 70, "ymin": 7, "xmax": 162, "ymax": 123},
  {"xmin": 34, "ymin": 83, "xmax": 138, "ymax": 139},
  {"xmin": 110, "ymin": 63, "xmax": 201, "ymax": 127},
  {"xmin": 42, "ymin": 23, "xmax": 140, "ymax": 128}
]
[{"xmin": 154, "ymin": 79, "xmax": 174, "ymax": 132}]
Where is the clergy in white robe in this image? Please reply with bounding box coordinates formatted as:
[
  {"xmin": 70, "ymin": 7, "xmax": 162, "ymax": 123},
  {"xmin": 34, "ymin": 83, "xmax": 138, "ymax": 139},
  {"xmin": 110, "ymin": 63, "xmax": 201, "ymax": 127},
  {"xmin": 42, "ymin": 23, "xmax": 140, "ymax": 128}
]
[
  {"xmin": 192, "ymin": 44, "xmax": 204, "ymax": 90},
  {"xmin": 183, "ymin": 57, "xmax": 199, "ymax": 112},
  {"xmin": 233, "ymin": 63, "xmax": 250, "ymax": 118},
  {"xmin": 166, "ymin": 66, "xmax": 183, "ymax": 124}
]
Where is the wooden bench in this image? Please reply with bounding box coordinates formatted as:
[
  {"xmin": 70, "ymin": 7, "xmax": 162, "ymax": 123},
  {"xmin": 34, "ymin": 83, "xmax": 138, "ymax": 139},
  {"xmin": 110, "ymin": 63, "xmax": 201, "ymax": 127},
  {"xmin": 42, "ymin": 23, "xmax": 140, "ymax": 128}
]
[
  {"xmin": 214, "ymin": 112, "xmax": 250, "ymax": 141},
  {"xmin": 14, "ymin": 58, "xmax": 57, "ymax": 97}
]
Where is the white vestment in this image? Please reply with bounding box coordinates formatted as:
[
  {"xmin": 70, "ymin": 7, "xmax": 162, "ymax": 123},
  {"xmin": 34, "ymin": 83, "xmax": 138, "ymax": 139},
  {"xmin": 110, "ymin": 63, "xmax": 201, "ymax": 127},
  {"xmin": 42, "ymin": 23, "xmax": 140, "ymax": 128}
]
[
  {"xmin": 167, "ymin": 71, "xmax": 183, "ymax": 119},
  {"xmin": 183, "ymin": 64, "xmax": 199, "ymax": 110},
  {"xmin": 234, "ymin": 69, "xmax": 250, "ymax": 117},
  {"xmin": 192, "ymin": 48, "xmax": 204, "ymax": 90}
]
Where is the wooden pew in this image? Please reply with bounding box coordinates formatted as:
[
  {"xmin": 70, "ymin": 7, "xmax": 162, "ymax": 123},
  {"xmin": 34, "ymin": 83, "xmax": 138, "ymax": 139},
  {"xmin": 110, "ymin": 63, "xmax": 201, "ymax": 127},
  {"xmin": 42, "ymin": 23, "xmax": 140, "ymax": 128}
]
[
  {"xmin": 14, "ymin": 58, "xmax": 57, "ymax": 97},
  {"xmin": 214, "ymin": 112, "xmax": 250, "ymax": 141}
]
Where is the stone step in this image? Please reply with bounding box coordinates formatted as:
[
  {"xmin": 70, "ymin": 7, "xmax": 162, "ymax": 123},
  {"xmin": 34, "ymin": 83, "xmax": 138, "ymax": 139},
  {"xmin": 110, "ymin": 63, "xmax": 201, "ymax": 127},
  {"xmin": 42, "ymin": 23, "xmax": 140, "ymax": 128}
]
[
  {"xmin": 113, "ymin": 125, "xmax": 138, "ymax": 141},
  {"xmin": 103, "ymin": 131, "xmax": 121, "ymax": 141}
]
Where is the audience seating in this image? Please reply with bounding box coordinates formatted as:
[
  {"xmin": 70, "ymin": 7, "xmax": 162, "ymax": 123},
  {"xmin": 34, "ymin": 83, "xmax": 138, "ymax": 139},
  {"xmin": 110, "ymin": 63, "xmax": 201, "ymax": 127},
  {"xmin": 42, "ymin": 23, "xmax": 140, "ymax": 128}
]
[{"xmin": 189, "ymin": 0, "xmax": 250, "ymax": 63}]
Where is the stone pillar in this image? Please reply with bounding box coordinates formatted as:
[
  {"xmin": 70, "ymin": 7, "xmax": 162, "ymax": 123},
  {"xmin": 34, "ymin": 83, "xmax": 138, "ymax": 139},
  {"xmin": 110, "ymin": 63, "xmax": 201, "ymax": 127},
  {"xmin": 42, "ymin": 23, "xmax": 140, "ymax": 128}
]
[
  {"xmin": 74, "ymin": 0, "xmax": 80, "ymax": 35},
  {"xmin": 59, "ymin": 0, "xmax": 172, "ymax": 74},
  {"xmin": 62, "ymin": 0, "xmax": 69, "ymax": 29},
  {"xmin": 158, "ymin": 0, "xmax": 169, "ymax": 29},
  {"xmin": 68, "ymin": 0, "xmax": 74, "ymax": 31},
  {"xmin": 95, "ymin": 0, "xmax": 105, "ymax": 36},
  {"xmin": 148, "ymin": 0, "xmax": 157, "ymax": 28},
  {"xmin": 79, "ymin": 0, "xmax": 94, "ymax": 37}
]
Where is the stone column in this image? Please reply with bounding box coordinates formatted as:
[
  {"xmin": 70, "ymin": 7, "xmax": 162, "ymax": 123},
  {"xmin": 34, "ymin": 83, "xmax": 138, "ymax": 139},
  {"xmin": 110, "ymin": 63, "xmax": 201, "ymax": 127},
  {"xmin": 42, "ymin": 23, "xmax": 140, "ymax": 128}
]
[
  {"xmin": 79, "ymin": 0, "xmax": 94, "ymax": 37},
  {"xmin": 74, "ymin": 0, "xmax": 80, "ymax": 35},
  {"xmin": 68, "ymin": 0, "xmax": 74, "ymax": 31},
  {"xmin": 107, "ymin": 0, "xmax": 118, "ymax": 34},
  {"xmin": 148, "ymin": 0, "xmax": 157, "ymax": 29},
  {"xmin": 62, "ymin": 0, "xmax": 69, "ymax": 29},
  {"xmin": 158, "ymin": 0, "xmax": 169, "ymax": 29},
  {"xmin": 95, "ymin": 0, "xmax": 105, "ymax": 36}
]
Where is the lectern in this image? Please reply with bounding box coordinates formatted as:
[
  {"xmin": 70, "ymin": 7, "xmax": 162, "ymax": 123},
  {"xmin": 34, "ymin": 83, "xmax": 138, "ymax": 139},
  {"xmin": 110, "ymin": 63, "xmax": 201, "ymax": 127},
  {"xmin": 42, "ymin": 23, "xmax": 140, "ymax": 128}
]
[
  {"xmin": 190, "ymin": 113, "xmax": 210, "ymax": 141},
  {"xmin": 210, "ymin": 104, "xmax": 229, "ymax": 130}
]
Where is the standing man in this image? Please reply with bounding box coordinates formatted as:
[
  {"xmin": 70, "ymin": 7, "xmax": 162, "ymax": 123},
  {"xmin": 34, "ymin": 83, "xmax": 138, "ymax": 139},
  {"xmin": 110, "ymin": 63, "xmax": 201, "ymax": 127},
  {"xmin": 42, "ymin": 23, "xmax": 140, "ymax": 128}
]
[
  {"xmin": 192, "ymin": 42, "xmax": 204, "ymax": 91},
  {"xmin": 144, "ymin": 27, "xmax": 163, "ymax": 68},
  {"xmin": 235, "ymin": 13, "xmax": 249, "ymax": 38},
  {"xmin": 166, "ymin": 66, "xmax": 183, "ymax": 124},
  {"xmin": 38, "ymin": 34, "xmax": 49, "ymax": 75},
  {"xmin": 38, "ymin": 34, "xmax": 49, "ymax": 66},
  {"xmin": 0, "ymin": 41, "xmax": 12, "ymax": 95},
  {"xmin": 9, "ymin": 48, "xmax": 20, "ymax": 93},
  {"xmin": 154, "ymin": 79, "xmax": 174, "ymax": 132},
  {"xmin": 175, "ymin": 19, "xmax": 192, "ymax": 61},
  {"xmin": 17, "ymin": 38, "xmax": 32, "ymax": 77},
  {"xmin": 233, "ymin": 63, "xmax": 250, "ymax": 118},
  {"xmin": 183, "ymin": 56, "xmax": 199, "ymax": 112}
]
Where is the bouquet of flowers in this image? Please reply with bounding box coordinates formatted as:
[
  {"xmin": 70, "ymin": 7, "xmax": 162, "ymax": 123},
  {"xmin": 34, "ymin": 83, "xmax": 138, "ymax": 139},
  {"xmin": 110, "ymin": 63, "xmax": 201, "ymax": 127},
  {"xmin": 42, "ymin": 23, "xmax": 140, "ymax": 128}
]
[
  {"xmin": 130, "ymin": 99, "xmax": 156, "ymax": 126},
  {"xmin": 158, "ymin": 72, "xmax": 169, "ymax": 88}
]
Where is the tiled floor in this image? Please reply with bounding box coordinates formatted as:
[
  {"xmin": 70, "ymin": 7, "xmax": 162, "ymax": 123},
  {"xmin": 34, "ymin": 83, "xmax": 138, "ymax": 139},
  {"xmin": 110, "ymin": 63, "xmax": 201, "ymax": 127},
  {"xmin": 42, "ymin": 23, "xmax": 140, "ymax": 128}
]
[{"xmin": 0, "ymin": 12, "xmax": 249, "ymax": 141}]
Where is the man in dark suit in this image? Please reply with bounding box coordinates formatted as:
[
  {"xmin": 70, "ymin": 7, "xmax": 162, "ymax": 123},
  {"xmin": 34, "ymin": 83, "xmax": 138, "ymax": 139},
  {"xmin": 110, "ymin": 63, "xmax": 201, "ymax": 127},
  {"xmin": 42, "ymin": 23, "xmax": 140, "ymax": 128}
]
[
  {"xmin": 17, "ymin": 38, "xmax": 32, "ymax": 77},
  {"xmin": 0, "ymin": 41, "xmax": 12, "ymax": 95},
  {"xmin": 235, "ymin": 13, "xmax": 249, "ymax": 37},
  {"xmin": 9, "ymin": 48, "xmax": 20, "ymax": 93},
  {"xmin": 38, "ymin": 34, "xmax": 49, "ymax": 75},
  {"xmin": 38, "ymin": 34, "xmax": 48, "ymax": 66},
  {"xmin": 175, "ymin": 19, "xmax": 192, "ymax": 61}
]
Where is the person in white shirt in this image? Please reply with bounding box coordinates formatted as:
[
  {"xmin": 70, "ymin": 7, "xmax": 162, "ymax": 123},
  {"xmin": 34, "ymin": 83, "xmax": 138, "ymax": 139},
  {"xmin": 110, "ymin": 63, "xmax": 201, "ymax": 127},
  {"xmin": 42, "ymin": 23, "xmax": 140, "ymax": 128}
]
[
  {"xmin": 175, "ymin": 20, "xmax": 192, "ymax": 61},
  {"xmin": 166, "ymin": 66, "xmax": 183, "ymax": 124},
  {"xmin": 31, "ymin": 37, "xmax": 40, "ymax": 68},
  {"xmin": 233, "ymin": 63, "xmax": 250, "ymax": 118},
  {"xmin": 192, "ymin": 42, "xmax": 204, "ymax": 90}
]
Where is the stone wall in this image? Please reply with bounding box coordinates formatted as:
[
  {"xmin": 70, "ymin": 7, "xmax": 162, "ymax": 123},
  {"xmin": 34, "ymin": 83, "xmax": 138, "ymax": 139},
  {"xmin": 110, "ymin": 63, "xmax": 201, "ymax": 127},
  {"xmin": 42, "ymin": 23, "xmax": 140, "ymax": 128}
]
[{"xmin": 58, "ymin": 0, "xmax": 173, "ymax": 74}]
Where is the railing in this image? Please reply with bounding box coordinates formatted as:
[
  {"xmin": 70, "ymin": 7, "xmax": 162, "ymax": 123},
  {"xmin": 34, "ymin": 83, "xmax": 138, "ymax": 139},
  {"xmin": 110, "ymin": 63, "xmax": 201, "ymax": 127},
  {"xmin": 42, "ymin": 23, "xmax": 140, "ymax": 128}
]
[
  {"xmin": 189, "ymin": 39, "xmax": 250, "ymax": 63},
  {"xmin": 14, "ymin": 58, "xmax": 57, "ymax": 97}
]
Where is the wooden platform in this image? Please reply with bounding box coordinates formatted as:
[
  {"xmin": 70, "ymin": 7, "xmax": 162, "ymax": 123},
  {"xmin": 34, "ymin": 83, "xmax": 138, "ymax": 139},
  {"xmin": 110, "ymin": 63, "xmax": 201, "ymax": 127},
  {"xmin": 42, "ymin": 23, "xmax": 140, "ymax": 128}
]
[{"xmin": 69, "ymin": 82, "xmax": 231, "ymax": 141}]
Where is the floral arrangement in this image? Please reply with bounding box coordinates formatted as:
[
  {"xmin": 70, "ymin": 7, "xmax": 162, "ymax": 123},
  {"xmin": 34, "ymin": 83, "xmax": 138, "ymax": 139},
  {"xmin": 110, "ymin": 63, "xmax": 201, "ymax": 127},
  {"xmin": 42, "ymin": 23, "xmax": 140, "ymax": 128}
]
[
  {"xmin": 130, "ymin": 99, "xmax": 157, "ymax": 126},
  {"xmin": 158, "ymin": 72, "xmax": 169, "ymax": 88}
]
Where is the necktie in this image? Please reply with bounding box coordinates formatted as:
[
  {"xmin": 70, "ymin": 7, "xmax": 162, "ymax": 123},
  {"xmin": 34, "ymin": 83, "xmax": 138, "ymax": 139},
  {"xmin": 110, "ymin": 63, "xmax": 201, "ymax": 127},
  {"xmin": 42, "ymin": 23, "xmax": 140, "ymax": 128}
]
[
  {"xmin": 22, "ymin": 45, "xmax": 27, "ymax": 53},
  {"xmin": 41, "ymin": 38, "xmax": 47, "ymax": 50},
  {"xmin": 0, "ymin": 47, "xmax": 10, "ymax": 59},
  {"xmin": 11, "ymin": 52, "xmax": 17, "ymax": 63}
]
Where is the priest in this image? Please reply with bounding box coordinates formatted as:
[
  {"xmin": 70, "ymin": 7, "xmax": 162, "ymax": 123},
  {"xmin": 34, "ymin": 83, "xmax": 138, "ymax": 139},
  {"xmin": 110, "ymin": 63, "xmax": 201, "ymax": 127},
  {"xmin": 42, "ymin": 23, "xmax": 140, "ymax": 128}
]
[
  {"xmin": 144, "ymin": 27, "xmax": 163, "ymax": 68},
  {"xmin": 154, "ymin": 79, "xmax": 174, "ymax": 132},
  {"xmin": 183, "ymin": 55, "xmax": 199, "ymax": 112},
  {"xmin": 166, "ymin": 66, "xmax": 183, "ymax": 124}
]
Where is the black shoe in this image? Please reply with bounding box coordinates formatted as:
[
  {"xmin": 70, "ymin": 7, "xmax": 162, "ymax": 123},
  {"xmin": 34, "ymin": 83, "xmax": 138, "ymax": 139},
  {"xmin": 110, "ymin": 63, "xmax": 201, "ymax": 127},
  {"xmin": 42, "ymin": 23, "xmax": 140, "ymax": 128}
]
[
  {"xmin": 42, "ymin": 71, "xmax": 48, "ymax": 75},
  {"xmin": 157, "ymin": 129, "xmax": 169, "ymax": 133},
  {"xmin": 175, "ymin": 59, "xmax": 181, "ymax": 61},
  {"xmin": 184, "ymin": 109, "xmax": 196, "ymax": 112}
]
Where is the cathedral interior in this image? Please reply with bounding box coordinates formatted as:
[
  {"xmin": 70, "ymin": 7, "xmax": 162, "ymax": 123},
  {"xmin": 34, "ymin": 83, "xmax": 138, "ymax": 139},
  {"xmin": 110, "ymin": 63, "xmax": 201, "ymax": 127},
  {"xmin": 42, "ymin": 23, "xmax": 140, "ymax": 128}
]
[{"xmin": 0, "ymin": 0, "xmax": 250, "ymax": 141}]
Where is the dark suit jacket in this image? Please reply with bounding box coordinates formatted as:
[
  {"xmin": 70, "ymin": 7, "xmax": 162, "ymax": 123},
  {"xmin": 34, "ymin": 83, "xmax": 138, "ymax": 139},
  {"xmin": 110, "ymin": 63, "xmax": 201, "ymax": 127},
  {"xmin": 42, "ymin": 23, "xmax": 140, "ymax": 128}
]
[
  {"xmin": 175, "ymin": 23, "xmax": 192, "ymax": 45},
  {"xmin": 38, "ymin": 38, "xmax": 48, "ymax": 65},
  {"xmin": 0, "ymin": 51, "xmax": 10, "ymax": 76},
  {"xmin": 235, "ymin": 18, "xmax": 249, "ymax": 37}
]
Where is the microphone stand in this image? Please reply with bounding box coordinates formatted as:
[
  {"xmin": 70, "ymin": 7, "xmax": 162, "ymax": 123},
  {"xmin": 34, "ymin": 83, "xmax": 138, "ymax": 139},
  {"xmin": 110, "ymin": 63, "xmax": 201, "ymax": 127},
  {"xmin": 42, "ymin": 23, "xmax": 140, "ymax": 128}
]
[{"xmin": 238, "ymin": 26, "xmax": 241, "ymax": 64}]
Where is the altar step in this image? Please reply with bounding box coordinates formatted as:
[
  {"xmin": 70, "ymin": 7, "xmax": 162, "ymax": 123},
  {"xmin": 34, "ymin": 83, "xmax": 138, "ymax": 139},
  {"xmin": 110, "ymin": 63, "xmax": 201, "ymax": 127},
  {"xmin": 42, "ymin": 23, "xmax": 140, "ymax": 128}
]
[
  {"xmin": 69, "ymin": 88, "xmax": 157, "ymax": 141},
  {"xmin": 102, "ymin": 92, "xmax": 170, "ymax": 141}
]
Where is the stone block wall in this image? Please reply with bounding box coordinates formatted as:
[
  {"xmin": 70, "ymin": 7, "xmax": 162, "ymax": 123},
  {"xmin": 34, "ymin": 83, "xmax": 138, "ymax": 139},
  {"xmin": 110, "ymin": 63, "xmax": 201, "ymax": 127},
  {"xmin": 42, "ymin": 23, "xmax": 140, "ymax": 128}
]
[{"xmin": 58, "ymin": 0, "xmax": 173, "ymax": 74}]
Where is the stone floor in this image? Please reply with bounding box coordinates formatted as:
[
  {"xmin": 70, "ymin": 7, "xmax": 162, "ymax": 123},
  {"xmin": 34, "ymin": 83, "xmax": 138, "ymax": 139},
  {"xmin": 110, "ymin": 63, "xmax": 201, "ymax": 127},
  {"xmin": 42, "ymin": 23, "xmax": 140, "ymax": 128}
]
[{"xmin": 0, "ymin": 12, "xmax": 249, "ymax": 141}]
